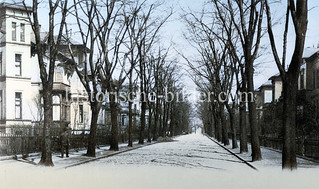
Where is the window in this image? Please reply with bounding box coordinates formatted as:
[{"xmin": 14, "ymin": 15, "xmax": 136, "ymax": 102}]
[
  {"xmin": 264, "ymin": 90, "xmax": 272, "ymax": 103},
  {"xmin": 12, "ymin": 22, "xmax": 16, "ymax": 41},
  {"xmin": 300, "ymin": 68, "xmax": 305, "ymax": 90},
  {"xmin": 15, "ymin": 92, "xmax": 22, "ymax": 119},
  {"xmin": 79, "ymin": 104, "xmax": 83, "ymax": 123},
  {"xmin": 20, "ymin": 23, "xmax": 25, "ymax": 42},
  {"xmin": 15, "ymin": 54, "xmax": 21, "ymax": 76}
]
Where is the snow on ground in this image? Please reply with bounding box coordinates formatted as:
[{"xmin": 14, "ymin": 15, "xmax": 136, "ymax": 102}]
[
  {"xmin": 82, "ymin": 133, "xmax": 254, "ymax": 171},
  {"xmin": 223, "ymin": 138, "xmax": 319, "ymax": 171},
  {"xmin": 0, "ymin": 133, "xmax": 319, "ymax": 189},
  {"xmin": 15, "ymin": 141, "xmax": 143, "ymax": 168}
]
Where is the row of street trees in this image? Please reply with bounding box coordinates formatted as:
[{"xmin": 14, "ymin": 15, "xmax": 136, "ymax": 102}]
[
  {"xmin": 185, "ymin": 0, "xmax": 308, "ymax": 170},
  {"xmin": 22, "ymin": 0, "xmax": 192, "ymax": 166},
  {"xmin": 20, "ymin": 0, "xmax": 308, "ymax": 170}
]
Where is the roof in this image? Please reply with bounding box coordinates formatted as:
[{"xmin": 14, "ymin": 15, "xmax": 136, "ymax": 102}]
[
  {"xmin": 56, "ymin": 35, "xmax": 84, "ymax": 46},
  {"xmin": 258, "ymin": 80, "xmax": 272, "ymax": 90},
  {"xmin": 303, "ymin": 47, "xmax": 319, "ymax": 59},
  {"xmin": 0, "ymin": 2, "xmax": 32, "ymax": 12},
  {"xmin": 269, "ymin": 73, "xmax": 281, "ymax": 81},
  {"xmin": 39, "ymin": 32, "xmax": 88, "ymax": 49}
]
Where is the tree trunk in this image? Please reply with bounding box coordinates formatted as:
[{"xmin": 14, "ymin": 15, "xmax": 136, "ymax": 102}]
[
  {"xmin": 214, "ymin": 111, "xmax": 222, "ymax": 142},
  {"xmin": 86, "ymin": 103, "xmax": 100, "ymax": 156},
  {"xmin": 128, "ymin": 99, "xmax": 133, "ymax": 147},
  {"xmin": 227, "ymin": 104, "xmax": 238, "ymax": 149},
  {"xmin": 153, "ymin": 102, "xmax": 159, "ymax": 141},
  {"xmin": 169, "ymin": 104, "xmax": 175, "ymax": 137},
  {"xmin": 159, "ymin": 111, "xmax": 163, "ymax": 137},
  {"xmin": 208, "ymin": 106, "xmax": 214, "ymax": 137},
  {"xmin": 282, "ymin": 73, "xmax": 298, "ymax": 169},
  {"xmin": 220, "ymin": 104, "xmax": 229, "ymax": 145},
  {"xmin": 139, "ymin": 100, "xmax": 146, "ymax": 144},
  {"xmin": 264, "ymin": 0, "xmax": 307, "ymax": 170},
  {"xmin": 162, "ymin": 102, "xmax": 166, "ymax": 137},
  {"xmin": 109, "ymin": 92, "xmax": 119, "ymax": 151},
  {"xmin": 162, "ymin": 102, "xmax": 169, "ymax": 137},
  {"xmin": 147, "ymin": 108, "xmax": 152, "ymax": 142},
  {"xmin": 239, "ymin": 101, "xmax": 248, "ymax": 153},
  {"xmin": 210, "ymin": 114, "xmax": 214, "ymax": 137},
  {"xmin": 128, "ymin": 70, "xmax": 134, "ymax": 147},
  {"xmin": 206, "ymin": 118, "xmax": 213, "ymax": 137},
  {"xmin": 38, "ymin": 90, "xmax": 54, "ymax": 166},
  {"xmin": 246, "ymin": 61, "xmax": 262, "ymax": 161}
]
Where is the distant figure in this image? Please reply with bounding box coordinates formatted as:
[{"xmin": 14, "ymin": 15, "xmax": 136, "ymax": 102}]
[{"xmin": 61, "ymin": 124, "xmax": 71, "ymax": 158}]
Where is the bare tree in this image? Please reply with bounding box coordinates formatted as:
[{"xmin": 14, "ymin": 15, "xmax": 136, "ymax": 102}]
[
  {"xmin": 64, "ymin": 0, "xmax": 105, "ymax": 156},
  {"xmin": 23, "ymin": 0, "xmax": 69, "ymax": 166},
  {"xmin": 265, "ymin": 0, "xmax": 308, "ymax": 170},
  {"xmin": 212, "ymin": 0, "xmax": 264, "ymax": 161}
]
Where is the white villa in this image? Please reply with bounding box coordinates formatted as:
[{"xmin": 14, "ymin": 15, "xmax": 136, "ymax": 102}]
[{"xmin": 0, "ymin": 3, "xmax": 94, "ymax": 134}]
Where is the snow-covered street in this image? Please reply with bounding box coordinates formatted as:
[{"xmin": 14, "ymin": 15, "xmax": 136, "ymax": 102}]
[
  {"xmin": 1, "ymin": 133, "xmax": 319, "ymax": 189},
  {"xmin": 80, "ymin": 133, "xmax": 254, "ymax": 171}
]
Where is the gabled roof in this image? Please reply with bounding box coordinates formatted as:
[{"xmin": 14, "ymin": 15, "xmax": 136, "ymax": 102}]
[{"xmin": 303, "ymin": 47, "xmax": 319, "ymax": 59}]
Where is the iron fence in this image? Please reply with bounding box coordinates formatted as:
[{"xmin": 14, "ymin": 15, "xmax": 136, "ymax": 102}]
[
  {"xmin": 258, "ymin": 136, "xmax": 319, "ymax": 160},
  {"xmin": 0, "ymin": 125, "xmax": 112, "ymax": 156}
]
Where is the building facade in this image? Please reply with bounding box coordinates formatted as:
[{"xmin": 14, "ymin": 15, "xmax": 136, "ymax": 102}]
[
  {"xmin": 257, "ymin": 47, "xmax": 319, "ymax": 122},
  {"xmin": 0, "ymin": 3, "xmax": 92, "ymax": 134}
]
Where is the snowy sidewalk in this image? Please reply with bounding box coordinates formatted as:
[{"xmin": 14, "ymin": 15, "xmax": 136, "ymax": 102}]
[
  {"xmin": 0, "ymin": 141, "xmax": 155, "ymax": 169},
  {"xmin": 217, "ymin": 137, "xmax": 319, "ymax": 171}
]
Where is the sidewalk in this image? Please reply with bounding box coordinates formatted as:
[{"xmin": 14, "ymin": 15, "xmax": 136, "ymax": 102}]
[
  {"xmin": 1, "ymin": 141, "xmax": 156, "ymax": 169},
  {"xmin": 223, "ymin": 139, "xmax": 319, "ymax": 171}
]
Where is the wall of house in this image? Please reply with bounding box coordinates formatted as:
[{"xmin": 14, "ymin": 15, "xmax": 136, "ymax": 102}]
[{"xmin": 0, "ymin": 7, "xmax": 35, "ymax": 128}]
